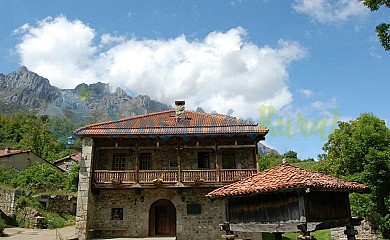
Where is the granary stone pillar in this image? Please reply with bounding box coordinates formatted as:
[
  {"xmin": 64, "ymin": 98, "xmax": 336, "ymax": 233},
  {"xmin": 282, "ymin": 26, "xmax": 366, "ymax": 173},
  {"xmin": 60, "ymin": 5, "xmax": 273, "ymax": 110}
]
[
  {"xmin": 76, "ymin": 138, "xmax": 94, "ymax": 240},
  {"xmin": 344, "ymin": 225, "xmax": 358, "ymax": 240},
  {"xmin": 297, "ymin": 224, "xmax": 317, "ymax": 240}
]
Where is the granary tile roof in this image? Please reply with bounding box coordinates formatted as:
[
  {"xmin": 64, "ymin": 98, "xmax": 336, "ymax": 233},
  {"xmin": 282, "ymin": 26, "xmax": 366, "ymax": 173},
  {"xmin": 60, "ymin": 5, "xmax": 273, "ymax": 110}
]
[
  {"xmin": 0, "ymin": 149, "xmax": 32, "ymax": 158},
  {"xmin": 74, "ymin": 110, "xmax": 268, "ymax": 137},
  {"xmin": 206, "ymin": 164, "xmax": 368, "ymax": 199}
]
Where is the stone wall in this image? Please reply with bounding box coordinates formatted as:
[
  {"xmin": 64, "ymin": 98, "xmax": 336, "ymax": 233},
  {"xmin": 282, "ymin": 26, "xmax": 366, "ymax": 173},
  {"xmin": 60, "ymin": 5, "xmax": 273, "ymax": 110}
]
[
  {"xmin": 0, "ymin": 188, "xmax": 20, "ymax": 217},
  {"xmin": 40, "ymin": 195, "xmax": 77, "ymax": 215},
  {"xmin": 331, "ymin": 220, "xmax": 382, "ymax": 240},
  {"xmin": 76, "ymin": 138, "xmax": 95, "ymax": 240},
  {"xmin": 88, "ymin": 187, "xmax": 261, "ymax": 240}
]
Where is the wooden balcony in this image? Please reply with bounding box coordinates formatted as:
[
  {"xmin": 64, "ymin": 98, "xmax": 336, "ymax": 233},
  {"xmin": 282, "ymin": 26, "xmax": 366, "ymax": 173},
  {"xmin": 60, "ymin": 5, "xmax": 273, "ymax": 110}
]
[{"xmin": 93, "ymin": 169, "xmax": 257, "ymax": 187}]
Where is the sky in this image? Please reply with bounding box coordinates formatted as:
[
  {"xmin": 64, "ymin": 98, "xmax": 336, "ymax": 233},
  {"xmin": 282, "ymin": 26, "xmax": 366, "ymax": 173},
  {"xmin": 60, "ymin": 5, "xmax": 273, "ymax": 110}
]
[{"xmin": 0, "ymin": 0, "xmax": 389, "ymax": 159}]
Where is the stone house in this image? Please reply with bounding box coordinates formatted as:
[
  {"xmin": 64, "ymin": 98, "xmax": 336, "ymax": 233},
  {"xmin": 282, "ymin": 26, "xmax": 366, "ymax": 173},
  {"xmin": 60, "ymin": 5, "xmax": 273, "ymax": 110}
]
[
  {"xmin": 0, "ymin": 147, "xmax": 60, "ymax": 171},
  {"xmin": 54, "ymin": 152, "xmax": 81, "ymax": 172},
  {"xmin": 74, "ymin": 101, "xmax": 268, "ymax": 240}
]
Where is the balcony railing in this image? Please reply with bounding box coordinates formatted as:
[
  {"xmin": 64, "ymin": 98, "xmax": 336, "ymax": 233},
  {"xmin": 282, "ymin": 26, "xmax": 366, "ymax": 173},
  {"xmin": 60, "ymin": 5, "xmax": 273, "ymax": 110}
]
[
  {"xmin": 93, "ymin": 169, "xmax": 256, "ymax": 186},
  {"xmin": 139, "ymin": 170, "xmax": 178, "ymax": 183}
]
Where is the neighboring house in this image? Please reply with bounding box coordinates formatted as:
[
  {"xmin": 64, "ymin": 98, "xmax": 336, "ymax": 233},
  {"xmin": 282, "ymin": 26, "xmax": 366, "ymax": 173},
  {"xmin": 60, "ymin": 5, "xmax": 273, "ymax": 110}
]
[
  {"xmin": 0, "ymin": 147, "xmax": 58, "ymax": 170},
  {"xmin": 54, "ymin": 152, "xmax": 81, "ymax": 172},
  {"xmin": 74, "ymin": 101, "xmax": 268, "ymax": 240}
]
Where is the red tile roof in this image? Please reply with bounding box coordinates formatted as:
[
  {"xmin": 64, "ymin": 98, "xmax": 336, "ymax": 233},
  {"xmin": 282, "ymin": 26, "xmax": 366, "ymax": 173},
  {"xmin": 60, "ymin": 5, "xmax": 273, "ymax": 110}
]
[
  {"xmin": 0, "ymin": 149, "xmax": 32, "ymax": 157},
  {"xmin": 74, "ymin": 110, "xmax": 268, "ymax": 137},
  {"xmin": 54, "ymin": 152, "xmax": 81, "ymax": 164},
  {"xmin": 206, "ymin": 164, "xmax": 368, "ymax": 199}
]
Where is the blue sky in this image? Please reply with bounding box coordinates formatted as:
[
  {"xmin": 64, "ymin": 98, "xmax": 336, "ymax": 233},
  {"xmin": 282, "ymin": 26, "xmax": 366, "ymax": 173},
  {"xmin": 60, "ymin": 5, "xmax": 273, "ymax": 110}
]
[{"xmin": 0, "ymin": 0, "xmax": 389, "ymax": 159}]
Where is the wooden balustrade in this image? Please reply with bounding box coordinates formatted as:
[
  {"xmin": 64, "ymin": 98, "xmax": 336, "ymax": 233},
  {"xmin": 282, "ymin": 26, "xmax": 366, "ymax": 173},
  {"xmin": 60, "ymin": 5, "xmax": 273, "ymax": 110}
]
[
  {"xmin": 220, "ymin": 169, "xmax": 257, "ymax": 182},
  {"xmin": 182, "ymin": 170, "xmax": 217, "ymax": 182},
  {"xmin": 139, "ymin": 170, "xmax": 178, "ymax": 183},
  {"xmin": 93, "ymin": 169, "xmax": 256, "ymax": 186},
  {"xmin": 94, "ymin": 170, "xmax": 136, "ymax": 183}
]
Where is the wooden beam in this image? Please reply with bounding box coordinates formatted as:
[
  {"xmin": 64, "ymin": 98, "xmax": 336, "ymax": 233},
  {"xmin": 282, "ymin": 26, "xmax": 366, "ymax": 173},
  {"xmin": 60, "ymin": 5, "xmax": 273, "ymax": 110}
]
[
  {"xmin": 298, "ymin": 191, "xmax": 306, "ymax": 223},
  {"xmin": 230, "ymin": 222, "xmax": 301, "ymax": 233}
]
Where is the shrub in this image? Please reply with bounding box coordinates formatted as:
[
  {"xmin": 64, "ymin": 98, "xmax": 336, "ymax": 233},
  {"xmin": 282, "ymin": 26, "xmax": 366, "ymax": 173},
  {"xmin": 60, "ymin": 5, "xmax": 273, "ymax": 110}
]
[
  {"xmin": 42, "ymin": 212, "xmax": 75, "ymax": 229},
  {"xmin": 0, "ymin": 217, "xmax": 5, "ymax": 236}
]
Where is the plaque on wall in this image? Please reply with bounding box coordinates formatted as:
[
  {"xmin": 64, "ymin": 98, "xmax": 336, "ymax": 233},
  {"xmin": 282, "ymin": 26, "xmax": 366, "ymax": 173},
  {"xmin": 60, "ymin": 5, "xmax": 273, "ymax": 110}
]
[{"xmin": 187, "ymin": 203, "xmax": 201, "ymax": 214}]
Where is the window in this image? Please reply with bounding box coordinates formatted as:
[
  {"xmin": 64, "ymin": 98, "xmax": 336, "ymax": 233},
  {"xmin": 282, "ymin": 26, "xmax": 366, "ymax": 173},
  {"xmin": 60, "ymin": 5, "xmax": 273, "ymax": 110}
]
[
  {"xmin": 111, "ymin": 208, "xmax": 123, "ymax": 220},
  {"xmin": 140, "ymin": 153, "xmax": 152, "ymax": 170},
  {"xmin": 113, "ymin": 155, "xmax": 126, "ymax": 170},
  {"xmin": 198, "ymin": 152, "xmax": 210, "ymax": 169},
  {"xmin": 222, "ymin": 152, "xmax": 236, "ymax": 169}
]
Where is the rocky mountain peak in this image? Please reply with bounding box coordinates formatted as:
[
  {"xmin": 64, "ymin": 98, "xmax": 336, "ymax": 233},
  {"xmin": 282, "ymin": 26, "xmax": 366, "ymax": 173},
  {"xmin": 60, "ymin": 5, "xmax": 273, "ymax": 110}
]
[{"xmin": 0, "ymin": 66, "xmax": 61, "ymax": 110}]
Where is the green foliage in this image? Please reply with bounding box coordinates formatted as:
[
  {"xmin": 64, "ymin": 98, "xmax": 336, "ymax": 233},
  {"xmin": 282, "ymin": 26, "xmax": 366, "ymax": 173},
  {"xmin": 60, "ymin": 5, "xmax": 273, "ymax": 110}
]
[
  {"xmin": 16, "ymin": 195, "xmax": 42, "ymax": 210},
  {"xmin": 283, "ymin": 150, "xmax": 298, "ymax": 159},
  {"xmin": 0, "ymin": 217, "xmax": 5, "ymax": 236},
  {"xmin": 42, "ymin": 212, "xmax": 75, "ymax": 229},
  {"xmin": 258, "ymin": 153, "xmax": 283, "ymax": 171},
  {"xmin": 0, "ymin": 165, "xmax": 18, "ymax": 188},
  {"xmin": 48, "ymin": 116, "xmax": 81, "ymax": 148},
  {"xmin": 363, "ymin": 0, "xmax": 390, "ymax": 51},
  {"xmin": 291, "ymin": 161, "xmax": 319, "ymax": 171},
  {"xmin": 15, "ymin": 196, "xmax": 75, "ymax": 228},
  {"xmin": 65, "ymin": 164, "xmax": 80, "ymax": 192},
  {"xmin": 15, "ymin": 163, "xmax": 66, "ymax": 192},
  {"xmin": 317, "ymin": 113, "xmax": 390, "ymax": 237},
  {"xmin": 0, "ymin": 113, "xmax": 77, "ymax": 162},
  {"xmin": 259, "ymin": 150, "xmax": 314, "ymax": 172},
  {"xmin": 0, "ymin": 163, "xmax": 79, "ymax": 194}
]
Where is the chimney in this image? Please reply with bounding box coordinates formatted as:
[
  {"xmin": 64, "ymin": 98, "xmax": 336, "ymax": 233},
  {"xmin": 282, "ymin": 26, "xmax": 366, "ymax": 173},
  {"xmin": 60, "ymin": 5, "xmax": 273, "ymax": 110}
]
[
  {"xmin": 175, "ymin": 100, "xmax": 185, "ymax": 121},
  {"xmin": 5, "ymin": 147, "xmax": 10, "ymax": 154}
]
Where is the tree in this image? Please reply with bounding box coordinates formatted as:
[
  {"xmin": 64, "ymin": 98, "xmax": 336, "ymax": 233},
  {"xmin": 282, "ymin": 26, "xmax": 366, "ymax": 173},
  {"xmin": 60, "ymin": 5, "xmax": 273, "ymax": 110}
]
[
  {"xmin": 258, "ymin": 153, "xmax": 283, "ymax": 171},
  {"xmin": 15, "ymin": 163, "xmax": 66, "ymax": 192},
  {"xmin": 363, "ymin": 0, "xmax": 390, "ymax": 51},
  {"xmin": 317, "ymin": 113, "xmax": 390, "ymax": 237}
]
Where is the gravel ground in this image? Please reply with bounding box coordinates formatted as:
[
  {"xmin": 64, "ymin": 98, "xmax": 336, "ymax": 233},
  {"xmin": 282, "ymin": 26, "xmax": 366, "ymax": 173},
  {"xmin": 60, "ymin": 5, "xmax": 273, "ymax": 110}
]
[{"xmin": 2, "ymin": 225, "xmax": 77, "ymax": 240}]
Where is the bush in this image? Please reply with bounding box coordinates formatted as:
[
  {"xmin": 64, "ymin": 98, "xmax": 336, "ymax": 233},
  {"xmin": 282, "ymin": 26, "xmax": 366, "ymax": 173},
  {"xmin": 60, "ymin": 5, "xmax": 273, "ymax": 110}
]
[
  {"xmin": 42, "ymin": 212, "xmax": 75, "ymax": 229},
  {"xmin": 0, "ymin": 217, "xmax": 5, "ymax": 236}
]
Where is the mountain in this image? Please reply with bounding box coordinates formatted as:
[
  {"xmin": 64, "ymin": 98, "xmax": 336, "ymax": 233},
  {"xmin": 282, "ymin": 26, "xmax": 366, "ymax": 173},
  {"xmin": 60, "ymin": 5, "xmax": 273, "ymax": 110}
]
[
  {"xmin": 0, "ymin": 67, "xmax": 171, "ymax": 122},
  {"xmin": 257, "ymin": 142, "xmax": 279, "ymax": 156},
  {"xmin": 0, "ymin": 66, "xmax": 61, "ymax": 113},
  {"xmin": 0, "ymin": 66, "xmax": 278, "ymax": 153}
]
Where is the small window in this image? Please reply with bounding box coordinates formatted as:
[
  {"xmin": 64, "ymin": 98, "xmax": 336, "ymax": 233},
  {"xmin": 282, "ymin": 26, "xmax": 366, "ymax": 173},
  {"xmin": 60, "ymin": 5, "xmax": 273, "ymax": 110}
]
[
  {"xmin": 222, "ymin": 152, "xmax": 236, "ymax": 169},
  {"xmin": 140, "ymin": 153, "xmax": 152, "ymax": 170},
  {"xmin": 113, "ymin": 155, "xmax": 126, "ymax": 170},
  {"xmin": 111, "ymin": 208, "xmax": 123, "ymax": 220},
  {"xmin": 198, "ymin": 152, "xmax": 210, "ymax": 169}
]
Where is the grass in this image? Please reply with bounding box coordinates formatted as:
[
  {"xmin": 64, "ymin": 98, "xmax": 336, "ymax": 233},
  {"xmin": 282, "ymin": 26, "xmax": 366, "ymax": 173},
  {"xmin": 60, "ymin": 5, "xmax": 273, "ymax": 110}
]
[
  {"xmin": 291, "ymin": 161, "xmax": 319, "ymax": 171},
  {"xmin": 43, "ymin": 212, "xmax": 75, "ymax": 229},
  {"xmin": 262, "ymin": 229, "xmax": 331, "ymax": 240}
]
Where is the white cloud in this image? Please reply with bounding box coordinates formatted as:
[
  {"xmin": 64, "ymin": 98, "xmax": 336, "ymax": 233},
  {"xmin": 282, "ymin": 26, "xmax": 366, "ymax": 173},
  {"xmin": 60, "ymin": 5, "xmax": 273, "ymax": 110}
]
[
  {"xmin": 292, "ymin": 0, "xmax": 369, "ymax": 23},
  {"xmin": 15, "ymin": 16, "xmax": 307, "ymax": 119},
  {"xmin": 298, "ymin": 88, "xmax": 313, "ymax": 98}
]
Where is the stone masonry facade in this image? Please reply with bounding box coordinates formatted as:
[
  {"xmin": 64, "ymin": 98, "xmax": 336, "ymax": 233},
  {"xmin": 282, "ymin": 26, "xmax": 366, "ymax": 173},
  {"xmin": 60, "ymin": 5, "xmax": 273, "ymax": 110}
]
[
  {"xmin": 90, "ymin": 188, "xmax": 225, "ymax": 239},
  {"xmin": 0, "ymin": 188, "xmax": 20, "ymax": 217}
]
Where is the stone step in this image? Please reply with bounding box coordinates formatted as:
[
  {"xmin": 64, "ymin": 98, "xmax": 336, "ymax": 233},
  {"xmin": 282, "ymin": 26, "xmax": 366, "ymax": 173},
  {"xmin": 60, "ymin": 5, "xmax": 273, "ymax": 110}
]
[{"xmin": 94, "ymin": 237, "xmax": 177, "ymax": 240}]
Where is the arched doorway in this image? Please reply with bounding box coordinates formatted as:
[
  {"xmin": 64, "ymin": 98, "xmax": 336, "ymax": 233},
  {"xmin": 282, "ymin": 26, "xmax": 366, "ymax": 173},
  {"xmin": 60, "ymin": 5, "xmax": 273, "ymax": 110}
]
[{"xmin": 149, "ymin": 199, "xmax": 176, "ymax": 236}]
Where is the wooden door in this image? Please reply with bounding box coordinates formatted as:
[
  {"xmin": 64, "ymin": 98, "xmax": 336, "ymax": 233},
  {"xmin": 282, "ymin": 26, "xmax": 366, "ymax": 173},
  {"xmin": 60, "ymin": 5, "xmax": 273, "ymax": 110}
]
[{"xmin": 149, "ymin": 199, "xmax": 176, "ymax": 236}]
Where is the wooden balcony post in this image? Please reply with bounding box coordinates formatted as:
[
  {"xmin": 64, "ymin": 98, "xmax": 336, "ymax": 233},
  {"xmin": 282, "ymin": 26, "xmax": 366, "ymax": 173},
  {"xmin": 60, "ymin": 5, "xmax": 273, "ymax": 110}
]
[
  {"xmin": 254, "ymin": 140, "xmax": 259, "ymax": 172},
  {"xmin": 177, "ymin": 141, "xmax": 182, "ymax": 183},
  {"xmin": 177, "ymin": 155, "xmax": 181, "ymax": 183},
  {"xmin": 135, "ymin": 141, "xmax": 139, "ymax": 183},
  {"xmin": 215, "ymin": 140, "xmax": 220, "ymax": 182}
]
